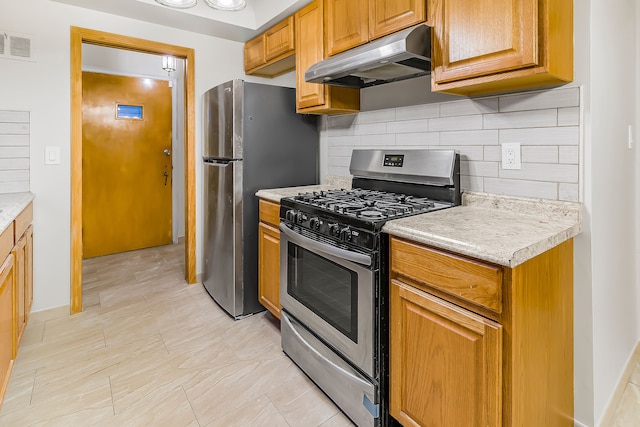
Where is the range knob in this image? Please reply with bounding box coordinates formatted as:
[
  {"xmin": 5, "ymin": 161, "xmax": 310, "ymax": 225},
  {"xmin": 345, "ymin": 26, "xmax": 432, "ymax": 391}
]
[
  {"xmin": 285, "ymin": 209, "xmax": 297, "ymax": 222},
  {"xmin": 309, "ymin": 217, "xmax": 321, "ymax": 230},
  {"xmin": 296, "ymin": 212, "xmax": 307, "ymax": 223},
  {"xmin": 340, "ymin": 227, "xmax": 353, "ymax": 241},
  {"xmin": 328, "ymin": 223, "xmax": 341, "ymax": 236}
]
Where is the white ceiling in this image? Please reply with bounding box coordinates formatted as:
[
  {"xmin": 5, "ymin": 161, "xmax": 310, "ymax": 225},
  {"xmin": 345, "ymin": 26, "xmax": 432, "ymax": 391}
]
[{"xmin": 51, "ymin": 0, "xmax": 313, "ymax": 42}]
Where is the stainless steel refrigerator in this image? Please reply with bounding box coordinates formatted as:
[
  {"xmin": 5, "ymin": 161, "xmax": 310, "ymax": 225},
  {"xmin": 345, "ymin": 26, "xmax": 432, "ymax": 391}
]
[{"xmin": 202, "ymin": 79, "xmax": 318, "ymax": 319}]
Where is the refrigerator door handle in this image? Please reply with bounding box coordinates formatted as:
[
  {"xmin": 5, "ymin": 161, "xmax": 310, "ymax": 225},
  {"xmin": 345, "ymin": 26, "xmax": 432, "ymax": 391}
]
[{"xmin": 204, "ymin": 159, "xmax": 233, "ymax": 167}]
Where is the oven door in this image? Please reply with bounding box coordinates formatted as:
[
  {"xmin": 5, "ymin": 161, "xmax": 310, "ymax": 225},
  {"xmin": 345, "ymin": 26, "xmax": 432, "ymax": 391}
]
[{"xmin": 279, "ymin": 223, "xmax": 374, "ymax": 378}]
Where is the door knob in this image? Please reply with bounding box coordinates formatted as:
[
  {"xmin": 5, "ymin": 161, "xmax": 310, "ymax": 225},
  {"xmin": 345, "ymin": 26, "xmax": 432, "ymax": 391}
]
[{"xmin": 163, "ymin": 149, "xmax": 171, "ymax": 156}]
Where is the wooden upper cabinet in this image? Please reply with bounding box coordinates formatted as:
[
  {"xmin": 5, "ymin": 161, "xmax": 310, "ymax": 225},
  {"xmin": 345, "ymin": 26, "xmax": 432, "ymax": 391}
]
[
  {"xmin": 369, "ymin": 0, "xmax": 426, "ymax": 39},
  {"xmin": 264, "ymin": 16, "xmax": 295, "ymax": 62},
  {"xmin": 325, "ymin": 0, "xmax": 369, "ymax": 56},
  {"xmin": 244, "ymin": 36, "xmax": 267, "ymax": 72},
  {"xmin": 431, "ymin": 0, "xmax": 574, "ymax": 95},
  {"xmin": 244, "ymin": 16, "xmax": 295, "ymax": 77},
  {"xmin": 295, "ymin": 0, "xmax": 360, "ymax": 114},
  {"xmin": 325, "ymin": 0, "xmax": 427, "ymax": 56}
]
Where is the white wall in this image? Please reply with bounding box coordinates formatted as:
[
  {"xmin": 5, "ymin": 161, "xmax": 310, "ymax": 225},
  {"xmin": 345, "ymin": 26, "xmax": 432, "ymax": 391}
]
[
  {"xmin": 589, "ymin": 0, "xmax": 639, "ymax": 423},
  {"xmin": 0, "ymin": 0, "xmax": 293, "ymax": 313}
]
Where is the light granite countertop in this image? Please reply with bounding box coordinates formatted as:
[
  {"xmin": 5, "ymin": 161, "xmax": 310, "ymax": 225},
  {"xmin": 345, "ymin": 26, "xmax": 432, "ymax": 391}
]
[
  {"xmin": 382, "ymin": 191, "xmax": 582, "ymax": 268},
  {"xmin": 0, "ymin": 192, "xmax": 35, "ymax": 234},
  {"xmin": 255, "ymin": 176, "xmax": 352, "ymax": 203}
]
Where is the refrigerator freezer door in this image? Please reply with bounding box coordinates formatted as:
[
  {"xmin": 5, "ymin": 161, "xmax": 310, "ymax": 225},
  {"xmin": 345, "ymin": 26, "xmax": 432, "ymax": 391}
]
[
  {"xmin": 203, "ymin": 159, "xmax": 243, "ymax": 317},
  {"xmin": 203, "ymin": 80, "xmax": 238, "ymax": 159}
]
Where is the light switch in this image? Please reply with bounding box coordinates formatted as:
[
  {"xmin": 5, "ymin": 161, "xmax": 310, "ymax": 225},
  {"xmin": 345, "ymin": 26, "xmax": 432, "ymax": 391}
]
[{"xmin": 45, "ymin": 146, "xmax": 61, "ymax": 165}]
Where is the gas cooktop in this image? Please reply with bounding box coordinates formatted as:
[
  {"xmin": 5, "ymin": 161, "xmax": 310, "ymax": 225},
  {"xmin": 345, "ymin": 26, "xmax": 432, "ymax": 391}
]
[{"xmin": 291, "ymin": 188, "xmax": 452, "ymax": 221}]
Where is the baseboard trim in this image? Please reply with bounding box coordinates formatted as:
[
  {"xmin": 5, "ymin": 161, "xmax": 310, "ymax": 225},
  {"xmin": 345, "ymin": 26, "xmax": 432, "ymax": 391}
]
[{"xmin": 598, "ymin": 340, "xmax": 640, "ymax": 426}]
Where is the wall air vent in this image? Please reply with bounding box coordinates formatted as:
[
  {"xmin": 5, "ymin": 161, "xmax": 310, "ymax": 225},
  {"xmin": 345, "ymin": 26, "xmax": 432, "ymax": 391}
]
[{"xmin": 0, "ymin": 31, "xmax": 36, "ymax": 62}]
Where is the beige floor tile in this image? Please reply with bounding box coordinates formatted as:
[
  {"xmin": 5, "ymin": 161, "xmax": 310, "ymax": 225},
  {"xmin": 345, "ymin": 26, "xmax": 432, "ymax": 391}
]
[
  {"xmin": 205, "ymin": 395, "xmax": 290, "ymax": 427},
  {"xmin": 268, "ymin": 374, "xmax": 342, "ymax": 427},
  {"xmin": 319, "ymin": 412, "xmax": 357, "ymax": 426},
  {"xmin": 0, "ymin": 242, "xmax": 351, "ymax": 426},
  {"xmin": 614, "ymin": 382, "xmax": 640, "ymax": 427}
]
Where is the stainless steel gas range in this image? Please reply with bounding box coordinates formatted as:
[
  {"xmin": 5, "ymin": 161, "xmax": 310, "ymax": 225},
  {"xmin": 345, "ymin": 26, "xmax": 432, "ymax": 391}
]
[{"xmin": 279, "ymin": 149, "xmax": 461, "ymax": 427}]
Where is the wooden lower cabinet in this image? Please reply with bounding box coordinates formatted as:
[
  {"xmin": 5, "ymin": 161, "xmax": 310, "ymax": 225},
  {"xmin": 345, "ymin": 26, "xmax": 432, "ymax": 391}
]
[
  {"xmin": 258, "ymin": 199, "xmax": 281, "ymax": 319},
  {"xmin": 12, "ymin": 225, "xmax": 32, "ymax": 357},
  {"xmin": 389, "ymin": 236, "xmax": 574, "ymax": 426},
  {"xmin": 0, "ymin": 254, "xmax": 15, "ymax": 409},
  {"xmin": 390, "ymin": 279, "xmax": 502, "ymax": 427}
]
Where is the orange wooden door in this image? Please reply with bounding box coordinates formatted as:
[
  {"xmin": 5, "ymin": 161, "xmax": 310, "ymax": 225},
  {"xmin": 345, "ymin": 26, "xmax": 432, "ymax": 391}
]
[{"xmin": 82, "ymin": 72, "xmax": 172, "ymax": 258}]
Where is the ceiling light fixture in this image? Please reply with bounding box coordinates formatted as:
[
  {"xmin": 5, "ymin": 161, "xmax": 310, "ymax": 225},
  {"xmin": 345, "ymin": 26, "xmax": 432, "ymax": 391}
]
[
  {"xmin": 204, "ymin": 0, "xmax": 246, "ymax": 11},
  {"xmin": 154, "ymin": 0, "xmax": 197, "ymax": 9},
  {"xmin": 162, "ymin": 55, "xmax": 177, "ymax": 76}
]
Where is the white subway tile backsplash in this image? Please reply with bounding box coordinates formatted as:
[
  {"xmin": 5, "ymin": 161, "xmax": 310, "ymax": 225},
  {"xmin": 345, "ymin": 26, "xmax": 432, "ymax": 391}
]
[
  {"xmin": 558, "ymin": 107, "xmax": 580, "ymax": 126},
  {"xmin": 440, "ymin": 97, "xmax": 499, "ymax": 117},
  {"xmin": 559, "ymin": 146, "xmax": 580, "ymax": 164},
  {"xmin": 0, "ymin": 110, "xmax": 30, "ymax": 193},
  {"xmin": 500, "ymin": 127, "xmax": 579, "ymax": 146},
  {"xmin": 0, "ymin": 111, "xmax": 29, "ymax": 123},
  {"xmin": 521, "ymin": 146, "xmax": 559, "ymax": 163},
  {"xmin": 484, "ymin": 178, "xmax": 558, "ymax": 199},
  {"xmin": 0, "ymin": 181, "xmax": 29, "ymax": 193},
  {"xmin": 430, "ymin": 115, "xmax": 483, "ymax": 131},
  {"xmin": 0, "ymin": 123, "xmax": 30, "ymax": 134},
  {"xmin": 325, "ymin": 88, "xmax": 582, "ymax": 202},
  {"xmin": 0, "ymin": 135, "xmax": 29, "ymax": 146},
  {"xmin": 0, "ymin": 170, "xmax": 29, "ymax": 182},
  {"xmin": 387, "ymin": 119, "xmax": 428, "ymax": 134},
  {"xmin": 461, "ymin": 175, "xmax": 484, "ymax": 192},
  {"xmin": 559, "ymin": 183, "xmax": 579, "ymax": 202},
  {"xmin": 354, "ymin": 122, "xmax": 387, "ymax": 135},
  {"xmin": 461, "ymin": 161, "xmax": 499, "ymax": 178},
  {"xmin": 357, "ymin": 109, "xmax": 396, "ymax": 123},
  {"xmin": 484, "ymin": 109, "xmax": 557, "ymax": 129},
  {"xmin": 395, "ymin": 103, "xmax": 440, "ymax": 120},
  {"xmin": 500, "ymin": 163, "xmax": 578, "ymax": 183},
  {"xmin": 498, "ymin": 87, "xmax": 579, "ymax": 112},
  {"xmin": 440, "ymin": 130, "xmax": 499, "ymax": 146},
  {"xmin": 438, "ymin": 146, "xmax": 484, "ymax": 161},
  {"xmin": 396, "ymin": 132, "xmax": 439, "ymax": 146},
  {"xmin": 0, "ymin": 147, "xmax": 29, "ymax": 158}
]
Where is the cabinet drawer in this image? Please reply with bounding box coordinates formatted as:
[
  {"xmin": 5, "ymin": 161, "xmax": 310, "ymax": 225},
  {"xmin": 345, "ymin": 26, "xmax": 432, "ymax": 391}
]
[
  {"xmin": 14, "ymin": 203, "xmax": 33, "ymax": 242},
  {"xmin": 259, "ymin": 199, "xmax": 280, "ymax": 227},
  {"xmin": 390, "ymin": 237, "xmax": 503, "ymax": 313},
  {"xmin": 0, "ymin": 226, "xmax": 13, "ymax": 262}
]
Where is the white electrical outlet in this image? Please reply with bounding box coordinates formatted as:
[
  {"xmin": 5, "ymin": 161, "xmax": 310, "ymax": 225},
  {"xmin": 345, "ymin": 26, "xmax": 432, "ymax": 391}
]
[{"xmin": 501, "ymin": 143, "xmax": 521, "ymax": 170}]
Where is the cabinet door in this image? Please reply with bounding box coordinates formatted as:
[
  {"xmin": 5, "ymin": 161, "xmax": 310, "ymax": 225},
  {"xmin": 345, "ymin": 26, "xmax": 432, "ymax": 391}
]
[
  {"xmin": 244, "ymin": 35, "xmax": 266, "ymax": 72},
  {"xmin": 432, "ymin": 0, "xmax": 537, "ymax": 84},
  {"xmin": 390, "ymin": 279, "xmax": 502, "ymax": 427},
  {"xmin": 325, "ymin": 0, "xmax": 369, "ymax": 56},
  {"xmin": 12, "ymin": 234, "xmax": 26, "ymax": 358},
  {"xmin": 295, "ymin": 0, "xmax": 326, "ymax": 109},
  {"xmin": 265, "ymin": 16, "xmax": 294, "ymax": 62},
  {"xmin": 258, "ymin": 222, "xmax": 281, "ymax": 319},
  {"xmin": 369, "ymin": 0, "xmax": 426, "ymax": 40},
  {"xmin": 0, "ymin": 254, "xmax": 15, "ymax": 405},
  {"xmin": 24, "ymin": 226, "xmax": 33, "ymax": 321}
]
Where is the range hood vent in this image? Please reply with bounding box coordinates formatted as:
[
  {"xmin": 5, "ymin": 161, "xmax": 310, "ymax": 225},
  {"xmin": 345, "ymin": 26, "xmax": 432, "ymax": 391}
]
[{"xmin": 305, "ymin": 24, "xmax": 431, "ymax": 88}]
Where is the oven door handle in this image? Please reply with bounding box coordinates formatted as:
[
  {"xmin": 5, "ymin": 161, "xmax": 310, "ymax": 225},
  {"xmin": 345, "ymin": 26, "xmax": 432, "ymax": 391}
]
[{"xmin": 279, "ymin": 224, "xmax": 372, "ymax": 267}]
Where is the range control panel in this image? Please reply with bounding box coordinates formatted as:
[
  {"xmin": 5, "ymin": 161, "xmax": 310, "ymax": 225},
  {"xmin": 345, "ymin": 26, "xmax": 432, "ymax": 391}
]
[{"xmin": 383, "ymin": 154, "xmax": 404, "ymax": 167}]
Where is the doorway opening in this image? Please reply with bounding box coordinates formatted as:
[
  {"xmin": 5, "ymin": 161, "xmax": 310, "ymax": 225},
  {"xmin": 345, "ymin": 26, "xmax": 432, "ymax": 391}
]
[{"xmin": 70, "ymin": 27, "xmax": 197, "ymax": 314}]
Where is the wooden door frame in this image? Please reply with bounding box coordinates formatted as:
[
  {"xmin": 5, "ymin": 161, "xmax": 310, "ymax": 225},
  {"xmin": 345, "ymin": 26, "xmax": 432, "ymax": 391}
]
[{"xmin": 70, "ymin": 27, "xmax": 197, "ymax": 314}]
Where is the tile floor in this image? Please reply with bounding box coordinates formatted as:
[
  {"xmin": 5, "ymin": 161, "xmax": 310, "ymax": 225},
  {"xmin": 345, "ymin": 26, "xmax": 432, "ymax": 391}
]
[
  {"xmin": 0, "ymin": 243, "xmax": 354, "ymax": 426},
  {"xmin": 1, "ymin": 242, "xmax": 639, "ymax": 426}
]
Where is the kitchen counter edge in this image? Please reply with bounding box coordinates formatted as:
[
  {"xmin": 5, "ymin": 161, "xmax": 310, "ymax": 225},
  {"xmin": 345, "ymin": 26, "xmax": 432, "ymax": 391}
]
[
  {"xmin": 255, "ymin": 176, "xmax": 352, "ymax": 203},
  {"xmin": 383, "ymin": 191, "xmax": 582, "ymax": 268},
  {"xmin": 0, "ymin": 192, "xmax": 36, "ymax": 234}
]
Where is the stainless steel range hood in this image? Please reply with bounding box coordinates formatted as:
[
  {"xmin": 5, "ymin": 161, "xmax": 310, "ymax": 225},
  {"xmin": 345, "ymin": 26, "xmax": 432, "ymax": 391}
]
[{"xmin": 305, "ymin": 24, "xmax": 431, "ymax": 88}]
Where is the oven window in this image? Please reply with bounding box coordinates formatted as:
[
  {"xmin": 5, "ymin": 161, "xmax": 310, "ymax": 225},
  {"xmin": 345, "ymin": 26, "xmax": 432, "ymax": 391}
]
[{"xmin": 287, "ymin": 243, "xmax": 358, "ymax": 343}]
